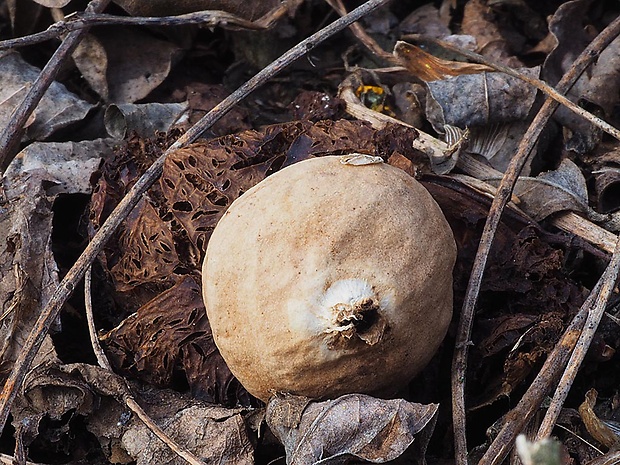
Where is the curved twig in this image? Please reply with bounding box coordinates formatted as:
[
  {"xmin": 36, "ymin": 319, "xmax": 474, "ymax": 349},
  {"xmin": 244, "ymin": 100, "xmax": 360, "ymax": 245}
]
[
  {"xmin": 0, "ymin": 6, "xmax": 291, "ymax": 51},
  {"xmin": 0, "ymin": 0, "xmax": 394, "ymax": 434},
  {"xmin": 84, "ymin": 266, "xmax": 111, "ymax": 371}
]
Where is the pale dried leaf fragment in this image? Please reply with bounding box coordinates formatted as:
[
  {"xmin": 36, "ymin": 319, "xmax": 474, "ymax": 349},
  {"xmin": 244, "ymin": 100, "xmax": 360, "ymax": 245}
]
[
  {"xmin": 509, "ymin": 159, "xmax": 589, "ymax": 221},
  {"xmin": 266, "ymin": 393, "xmax": 438, "ymax": 465},
  {"xmin": 424, "ymin": 65, "xmax": 540, "ymax": 132},
  {"xmin": 73, "ymin": 28, "xmax": 180, "ymax": 103},
  {"xmin": 4, "ymin": 139, "xmax": 114, "ymax": 195},
  {"xmin": 122, "ymin": 404, "xmax": 253, "ymax": 465},
  {"xmin": 104, "ymin": 102, "xmax": 189, "ymax": 139},
  {"xmin": 0, "ymin": 52, "xmax": 93, "ymax": 140}
]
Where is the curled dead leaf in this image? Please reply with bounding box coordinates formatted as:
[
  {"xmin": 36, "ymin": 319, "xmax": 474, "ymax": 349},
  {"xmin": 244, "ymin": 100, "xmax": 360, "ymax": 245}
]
[
  {"xmin": 394, "ymin": 41, "xmax": 494, "ymax": 82},
  {"xmin": 266, "ymin": 393, "xmax": 438, "ymax": 465},
  {"xmin": 578, "ymin": 389, "xmax": 620, "ymax": 450}
]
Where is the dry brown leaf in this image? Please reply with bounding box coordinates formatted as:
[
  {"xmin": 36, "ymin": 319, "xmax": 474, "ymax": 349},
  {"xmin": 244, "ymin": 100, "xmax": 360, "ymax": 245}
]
[
  {"xmin": 423, "ymin": 63, "xmax": 539, "ymax": 132},
  {"xmin": 12, "ymin": 363, "xmax": 253, "ymax": 465},
  {"xmin": 102, "ymin": 276, "xmax": 244, "ymax": 405},
  {"xmin": 73, "ymin": 28, "xmax": 180, "ymax": 103},
  {"xmin": 0, "ymin": 175, "xmax": 60, "ymax": 379},
  {"xmin": 122, "ymin": 403, "xmax": 253, "ymax": 465},
  {"xmin": 4, "ymin": 139, "xmax": 113, "ymax": 195},
  {"xmin": 542, "ymin": 0, "xmax": 620, "ymax": 153},
  {"xmin": 104, "ymin": 102, "xmax": 189, "ymax": 140},
  {"xmin": 579, "ymin": 389, "xmax": 620, "ymax": 451},
  {"xmin": 0, "ymin": 136, "xmax": 108, "ymax": 390},
  {"xmin": 266, "ymin": 393, "xmax": 438, "ymax": 465},
  {"xmin": 399, "ymin": 4, "xmax": 450, "ymax": 38},
  {"xmin": 394, "ymin": 41, "xmax": 493, "ymax": 82},
  {"xmin": 509, "ymin": 159, "xmax": 590, "ymax": 221},
  {"xmin": 461, "ymin": 0, "xmax": 524, "ymax": 67},
  {"xmin": 182, "ymin": 83, "xmax": 251, "ymax": 136},
  {"xmin": 593, "ymin": 167, "xmax": 620, "ymax": 214}
]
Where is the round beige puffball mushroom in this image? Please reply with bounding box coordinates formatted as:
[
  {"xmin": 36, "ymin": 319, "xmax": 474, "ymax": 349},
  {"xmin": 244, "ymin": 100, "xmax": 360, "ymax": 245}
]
[{"xmin": 202, "ymin": 154, "xmax": 456, "ymax": 402}]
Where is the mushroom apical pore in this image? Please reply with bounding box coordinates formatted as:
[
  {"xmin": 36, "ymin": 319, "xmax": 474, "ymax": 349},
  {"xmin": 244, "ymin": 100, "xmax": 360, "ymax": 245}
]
[{"xmin": 202, "ymin": 155, "xmax": 456, "ymax": 401}]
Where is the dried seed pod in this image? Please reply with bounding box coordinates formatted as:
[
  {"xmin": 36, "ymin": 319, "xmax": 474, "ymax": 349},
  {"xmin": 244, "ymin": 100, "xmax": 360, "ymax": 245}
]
[{"xmin": 202, "ymin": 155, "xmax": 456, "ymax": 401}]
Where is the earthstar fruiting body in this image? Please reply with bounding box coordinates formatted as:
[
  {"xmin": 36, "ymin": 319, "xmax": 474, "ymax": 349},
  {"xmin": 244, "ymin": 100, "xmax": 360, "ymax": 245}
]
[{"xmin": 202, "ymin": 155, "xmax": 456, "ymax": 401}]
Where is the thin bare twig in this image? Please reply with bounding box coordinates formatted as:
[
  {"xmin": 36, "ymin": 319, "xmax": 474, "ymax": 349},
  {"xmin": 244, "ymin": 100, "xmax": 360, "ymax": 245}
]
[
  {"xmin": 470, "ymin": 14, "xmax": 620, "ymax": 465},
  {"xmin": 0, "ymin": 0, "xmax": 394, "ymax": 434},
  {"xmin": 84, "ymin": 266, "xmax": 206, "ymax": 465},
  {"xmin": 84, "ymin": 266, "xmax": 111, "ymax": 371},
  {"xmin": 404, "ymin": 34, "xmax": 620, "ymax": 143},
  {"xmin": 0, "ymin": 0, "xmax": 111, "ymax": 174},
  {"xmin": 0, "ymin": 7, "xmax": 290, "ymax": 51},
  {"xmin": 324, "ymin": 0, "xmax": 395, "ymax": 63}
]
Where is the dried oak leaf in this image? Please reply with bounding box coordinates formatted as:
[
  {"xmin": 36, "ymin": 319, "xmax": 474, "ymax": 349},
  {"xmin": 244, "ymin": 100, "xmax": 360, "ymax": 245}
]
[
  {"xmin": 102, "ymin": 276, "xmax": 246, "ymax": 405},
  {"xmin": 266, "ymin": 394, "xmax": 438, "ymax": 465}
]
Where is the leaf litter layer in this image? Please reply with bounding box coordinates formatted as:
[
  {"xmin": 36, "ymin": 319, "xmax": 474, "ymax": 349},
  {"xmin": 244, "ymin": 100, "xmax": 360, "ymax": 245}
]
[{"xmin": 1, "ymin": 1, "xmax": 620, "ymax": 464}]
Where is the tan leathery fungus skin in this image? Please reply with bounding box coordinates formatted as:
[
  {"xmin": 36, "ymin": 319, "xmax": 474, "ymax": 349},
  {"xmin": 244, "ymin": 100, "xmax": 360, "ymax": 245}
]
[{"xmin": 202, "ymin": 155, "xmax": 456, "ymax": 402}]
